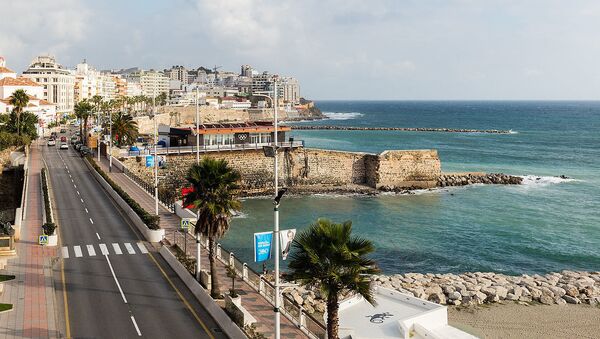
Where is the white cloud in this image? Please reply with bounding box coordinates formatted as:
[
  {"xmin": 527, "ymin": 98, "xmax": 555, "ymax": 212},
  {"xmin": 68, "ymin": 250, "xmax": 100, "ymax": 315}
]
[{"xmin": 0, "ymin": 0, "xmax": 90, "ymax": 70}]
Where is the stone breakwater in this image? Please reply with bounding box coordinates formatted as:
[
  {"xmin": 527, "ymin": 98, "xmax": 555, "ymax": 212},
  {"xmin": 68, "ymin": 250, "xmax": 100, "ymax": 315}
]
[
  {"xmin": 283, "ymin": 271, "xmax": 600, "ymax": 316},
  {"xmin": 438, "ymin": 173, "xmax": 523, "ymax": 187},
  {"xmin": 291, "ymin": 125, "xmax": 513, "ymax": 134}
]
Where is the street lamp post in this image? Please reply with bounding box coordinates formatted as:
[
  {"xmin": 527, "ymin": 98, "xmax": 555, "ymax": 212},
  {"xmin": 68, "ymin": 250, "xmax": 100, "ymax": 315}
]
[
  {"xmin": 254, "ymin": 83, "xmax": 282, "ymax": 339},
  {"xmin": 153, "ymin": 92, "xmax": 159, "ymax": 216},
  {"xmin": 97, "ymin": 107, "xmax": 101, "ymax": 162},
  {"xmin": 195, "ymin": 86, "xmax": 202, "ymax": 281},
  {"xmin": 109, "ymin": 106, "xmax": 113, "ymax": 172}
]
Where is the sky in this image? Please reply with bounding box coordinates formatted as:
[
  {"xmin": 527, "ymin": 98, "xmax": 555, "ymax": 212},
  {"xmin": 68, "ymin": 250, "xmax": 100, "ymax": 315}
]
[{"xmin": 1, "ymin": 0, "xmax": 599, "ymax": 100}]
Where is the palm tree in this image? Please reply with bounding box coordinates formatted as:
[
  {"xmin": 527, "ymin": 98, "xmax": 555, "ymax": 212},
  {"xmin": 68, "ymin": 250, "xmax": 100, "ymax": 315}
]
[
  {"xmin": 111, "ymin": 112, "xmax": 138, "ymax": 147},
  {"xmin": 287, "ymin": 219, "xmax": 379, "ymax": 339},
  {"xmin": 74, "ymin": 100, "xmax": 94, "ymax": 144},
  {"xmin": 9, "ymin": 89, "xmax": 29, "ymax": 136},
  {"xmin": 183, "ymin": 158, "xmax": 241, "ymax": 298}
]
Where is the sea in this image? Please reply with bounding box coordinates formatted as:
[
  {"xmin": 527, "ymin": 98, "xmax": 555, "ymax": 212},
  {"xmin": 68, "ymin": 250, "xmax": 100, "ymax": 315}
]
[{"xmin": 221, "ymin": 101, "xmax": 600, "ymax": 275}]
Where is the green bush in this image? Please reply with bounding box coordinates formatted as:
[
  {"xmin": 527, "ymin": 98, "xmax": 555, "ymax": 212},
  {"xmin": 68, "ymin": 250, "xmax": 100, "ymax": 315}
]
[
  {"xmin": 0, "ymin": 132, "xmax": 30, "ymax": 151},
  {"xmin": 42, "ymin": 222, "xmax": 56, "ymax": 235},
  {"xmin": 86, "ymin": 157, "xmax": 161, "ymax": 230},
  {"xmin": 40, "ymin": 168, "xmax": 53, "ymax": 224}
]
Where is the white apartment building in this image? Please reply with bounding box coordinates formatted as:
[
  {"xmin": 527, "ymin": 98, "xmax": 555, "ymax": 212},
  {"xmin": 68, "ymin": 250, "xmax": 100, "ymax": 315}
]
[
  {"xmin": 280, "ymin": 77, "xmax": 300, "ymax": 104},
  {"xmin": 167, "ymin": 65, "xmax": 189, "ymax": 84},
  {"xmin": 139, "ymin": 70, "xmax": 169, "ymax": 97},
  {"xmin": 126, "ymin": 81, "xmax": 143, "ymax": 97},
  {"xmin": 21, "ymin": 55, "xmax": 75, "ymax": 114},
  {"xmin": 0, "ymin": 56, "xmax": 56, "ymax": 126}
]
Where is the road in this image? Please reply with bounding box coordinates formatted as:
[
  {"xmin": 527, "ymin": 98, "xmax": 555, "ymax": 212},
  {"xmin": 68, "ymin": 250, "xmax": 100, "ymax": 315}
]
[{"xmin": 43, "ymin": 133, "xmax": 226, "ymax": 338}]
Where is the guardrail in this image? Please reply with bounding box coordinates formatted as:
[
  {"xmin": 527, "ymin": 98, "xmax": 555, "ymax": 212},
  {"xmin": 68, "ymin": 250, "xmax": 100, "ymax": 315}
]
[
  {"xmin": 121, "ymin": 166, "xmax": 175, "ymax": 212},
  {"xmin": 166, "ymin": 227, "xmax": 326, "ymax": 339},
  {"xmin": 127, "ymin": 141, "xmax": 304, "ymax": 157}
]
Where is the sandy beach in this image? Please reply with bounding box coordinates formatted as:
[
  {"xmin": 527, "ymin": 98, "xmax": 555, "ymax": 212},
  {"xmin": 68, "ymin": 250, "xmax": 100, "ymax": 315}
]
[{"xmin": 448, "ymin": 303, "xmax": 600, "ymax": 339}]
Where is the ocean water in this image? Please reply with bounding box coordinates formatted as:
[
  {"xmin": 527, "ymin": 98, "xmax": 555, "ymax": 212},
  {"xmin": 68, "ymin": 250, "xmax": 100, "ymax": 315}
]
[{"xmin": 222, "ymin": 101, "xmax": 600, "ymax": 275}]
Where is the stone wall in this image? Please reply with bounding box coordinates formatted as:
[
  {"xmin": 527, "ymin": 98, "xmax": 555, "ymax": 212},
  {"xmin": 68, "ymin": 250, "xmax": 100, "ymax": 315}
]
[{"xmin": 120, "ymin": 148, "xmax": 441, "ymax": 196}]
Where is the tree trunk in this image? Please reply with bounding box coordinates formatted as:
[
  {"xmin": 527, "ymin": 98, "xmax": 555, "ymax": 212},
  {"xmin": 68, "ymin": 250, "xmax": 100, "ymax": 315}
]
[
  {"xmin": 327, "ymin": 293, "xmax": 340, "ymax": 339},
  {"xmin": 208, "ymin": 236, "xmax": 220, "ymax": 298},
  {"xmin": 83, "ymin": 117, "xmax": 88, "ymax": 145},
  {"xmin": 16, "ymin": 110, "xmax": 21, "ymax": 136}
]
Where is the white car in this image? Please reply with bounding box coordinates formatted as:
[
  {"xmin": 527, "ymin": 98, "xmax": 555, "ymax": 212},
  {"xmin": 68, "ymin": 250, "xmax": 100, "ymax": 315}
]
[
  {"xmin": 60, "ymin": 143, "xmax": 68, "ymax": 150},
  {"xmin": 47, "ymin": 139, "xmax": 56, "ymax": 146}
]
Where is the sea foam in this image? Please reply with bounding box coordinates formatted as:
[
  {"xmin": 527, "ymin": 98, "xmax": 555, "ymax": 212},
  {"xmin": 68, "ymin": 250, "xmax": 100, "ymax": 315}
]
[
  {"xmin": 323, "ymin": 112, "xmax": 364, "ymax": 120},
  {"xmin": 519, "ymin": 175, "xmax": 577, "ymax": 186}
]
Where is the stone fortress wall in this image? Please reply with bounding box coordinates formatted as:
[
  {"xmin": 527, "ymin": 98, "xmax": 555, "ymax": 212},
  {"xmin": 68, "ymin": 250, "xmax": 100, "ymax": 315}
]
[{"xmin": 120, "ymin": 148, "xmax": 442, "ymax": 196}]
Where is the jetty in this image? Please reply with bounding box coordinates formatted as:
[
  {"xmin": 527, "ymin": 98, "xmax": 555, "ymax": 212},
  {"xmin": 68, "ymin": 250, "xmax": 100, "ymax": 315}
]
[{"xmin": 291, "ymin": 125, "xmax": 513, "ymax": 134}]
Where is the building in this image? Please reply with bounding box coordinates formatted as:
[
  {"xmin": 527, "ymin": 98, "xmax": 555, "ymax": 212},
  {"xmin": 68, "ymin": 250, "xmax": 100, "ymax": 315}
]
[
  {"xmin": 241, "ymin": 64, "xmax": 254, "ymax": 77},
  {"xmin": 0, "ymin": 56, "xmax": 56, "ymax": 126},
  {"xmin": 139, "ymin": 70, "xmax": 169, "ymax": 97},
  {"xmin": 280, "ymin": 77, "xmax": 300, "ymax": 104},
  {"xmin": 21, "ymin": 55, "xmax": 75, "ymax": 114},
  {"xmin": 166, "ymin": 65, "xmax": 189, "ymax": 84},
  {"xmin": 168, "ymin": 121, "xmax": 292, "ymax": 148},
  {"xmin": 126, "ymin": 81, "xmax": 143, "ymax": 97},
  {"xmin": 220, "ymin": 97, "xmax": 251, "ymax": 110}
]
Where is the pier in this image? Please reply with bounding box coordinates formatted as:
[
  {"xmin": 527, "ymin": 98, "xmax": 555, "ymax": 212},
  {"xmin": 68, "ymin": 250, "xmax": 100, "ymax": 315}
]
[{"xmin": 291, "ymin": 125, "xmax": 513, "ymax": 134}]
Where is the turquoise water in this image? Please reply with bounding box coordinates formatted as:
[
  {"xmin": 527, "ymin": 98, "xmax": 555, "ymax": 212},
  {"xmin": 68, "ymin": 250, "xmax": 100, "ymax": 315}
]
[{"xmin": 222, "ymin": 101, "xmax": 600, "ymax": 275}]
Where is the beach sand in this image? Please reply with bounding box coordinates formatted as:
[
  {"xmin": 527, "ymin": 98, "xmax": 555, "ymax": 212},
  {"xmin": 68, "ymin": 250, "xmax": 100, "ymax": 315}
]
[{"xmin": 448, "ymin": 303, "xmax": 600, "ymax": 339}]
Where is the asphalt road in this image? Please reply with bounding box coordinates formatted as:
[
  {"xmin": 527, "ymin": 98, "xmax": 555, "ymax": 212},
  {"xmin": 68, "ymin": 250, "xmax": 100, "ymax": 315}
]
[{"xmin": 43, "ymin": 132, "xmax": 226, "ymax": 339}]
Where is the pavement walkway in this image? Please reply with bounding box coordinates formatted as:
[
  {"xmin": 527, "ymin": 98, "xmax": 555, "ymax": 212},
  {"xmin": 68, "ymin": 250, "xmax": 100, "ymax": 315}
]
[
  {"xmin": 96, "ymin": 157, "xmax": 308, "ymax": 338},
  {"xmin": 0, "ymin": 141, "xmax": 59, "ymax": 338}
]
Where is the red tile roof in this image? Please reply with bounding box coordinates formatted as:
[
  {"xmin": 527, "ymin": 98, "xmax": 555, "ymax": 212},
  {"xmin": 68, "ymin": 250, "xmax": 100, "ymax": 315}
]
[
  {"xmin": 0, "ymin": 77, "xmax": 41, "ymax": 87},
  {"xmin": 0, "ymin": 66, "xmax": 16, "ymax": 73}
]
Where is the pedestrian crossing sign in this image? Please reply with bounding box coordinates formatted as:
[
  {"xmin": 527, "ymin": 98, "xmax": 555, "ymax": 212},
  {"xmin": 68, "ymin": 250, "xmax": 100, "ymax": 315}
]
[
  {"xmin": 39, "ymin": 235, "xmax": 48, "ymax": 245},
  {"xmin": 181, "ymin": 218, "xmax": 195, "ymax": 230}
]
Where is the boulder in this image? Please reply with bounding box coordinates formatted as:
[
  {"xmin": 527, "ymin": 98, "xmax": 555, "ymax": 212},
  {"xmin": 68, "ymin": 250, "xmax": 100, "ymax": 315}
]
[
  {"xmin": 539, "ymin": 295, "xmax": 554, "ymax": 305},
  {"xmin": 428, "ymin": 292, "xmax": 446, "ymax": 305},
  {"xmin": 448, "ymin": 291, "xmax": 462, "ymax": 300},
  {"xmin": 564, "ymin": 284, "xmax": 579, "ymax": 297},
  {"xmin": 562, "ymin": 295, "xmax": 581, "ymax": 304}
]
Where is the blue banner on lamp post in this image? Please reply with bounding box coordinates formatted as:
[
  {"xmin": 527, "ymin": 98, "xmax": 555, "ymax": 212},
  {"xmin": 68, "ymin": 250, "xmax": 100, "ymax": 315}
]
[{"xmin": 254, "ymin": 231, "xmax": 273, "ymax": 262}]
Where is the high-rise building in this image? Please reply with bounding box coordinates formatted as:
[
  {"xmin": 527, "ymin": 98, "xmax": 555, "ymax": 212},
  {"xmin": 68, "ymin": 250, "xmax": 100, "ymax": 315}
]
[
  {"xmin": 21, "ymin": 55, "xmax": 75, "ymax": 113},
  {"xmin": 281, "ymin": 77, "xmax": 300, "ymax": 104},
  {"xmin": 241, "ymin": 64, "xmax": 254, "ymax": 77},
  {"xmin": 139, "ymin": 70, "xmax": 169, "ymax": 97},
  {"xmin": 166, "ymin": 65, "xmax": 189, "ymax": 85}
]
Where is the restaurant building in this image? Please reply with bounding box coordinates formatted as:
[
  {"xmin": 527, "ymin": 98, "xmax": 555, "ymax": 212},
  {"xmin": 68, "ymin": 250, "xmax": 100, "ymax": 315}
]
[{"xmin": 169, "ymin": 121, "xmax": 294, "ymax": 148}]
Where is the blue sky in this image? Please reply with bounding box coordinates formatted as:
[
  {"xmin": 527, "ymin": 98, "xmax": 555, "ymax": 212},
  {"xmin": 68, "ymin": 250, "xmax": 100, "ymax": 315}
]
[{"xmin": 1, "ymin": 0, "xmax": 599, "ymax": 100}]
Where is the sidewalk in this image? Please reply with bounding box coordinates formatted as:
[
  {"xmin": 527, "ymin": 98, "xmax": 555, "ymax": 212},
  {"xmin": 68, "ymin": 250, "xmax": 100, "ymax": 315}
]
[
  {"xmin": 96, "ymin": 157, "xmax": 308, "ymax": 338},
  {"xmin": 0, "ymin": 142, "xmax": 59, "ymax": 338}
]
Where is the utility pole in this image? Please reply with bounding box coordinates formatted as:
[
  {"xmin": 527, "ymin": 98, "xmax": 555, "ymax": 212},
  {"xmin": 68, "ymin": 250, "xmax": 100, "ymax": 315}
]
[
  {"xmin": 273, "ymin": 81, "xmax": 281, "ymax": 339},
  {"xmin": 97, "ymin": 106, "xmax": 101, "ymax": 162}
]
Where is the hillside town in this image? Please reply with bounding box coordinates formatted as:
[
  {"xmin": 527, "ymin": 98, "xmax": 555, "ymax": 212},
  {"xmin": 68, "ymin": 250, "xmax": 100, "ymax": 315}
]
[{"xmin": 0, "ymin": 54, "xmax": 322, "ymax": 134}]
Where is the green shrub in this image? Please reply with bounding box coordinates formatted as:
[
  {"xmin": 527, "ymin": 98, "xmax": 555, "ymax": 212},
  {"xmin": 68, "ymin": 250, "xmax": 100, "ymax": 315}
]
[
  {"xmin": 86, "ymin": 157, "xmax": 161, "ymax": 229},
  {"xmin": 42, "ymin": 222, "xmax": 56, "ymax": 235},
  {"xmin": 0, "ymin": 132, "xmax": 30, "ymax": 151},
  {"xmin": 40, "ymin": 168, "xmax": 53, "ymax": 223}
]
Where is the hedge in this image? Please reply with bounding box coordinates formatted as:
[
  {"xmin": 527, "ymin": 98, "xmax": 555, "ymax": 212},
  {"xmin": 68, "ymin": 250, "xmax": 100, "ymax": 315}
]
[
  {"xmin": 86, "ymin": 157, "xmax": 160, "ymax": 230},
  {"xmin": 40, "ymin": 168, "xmax": 53, "ymax": 224}
]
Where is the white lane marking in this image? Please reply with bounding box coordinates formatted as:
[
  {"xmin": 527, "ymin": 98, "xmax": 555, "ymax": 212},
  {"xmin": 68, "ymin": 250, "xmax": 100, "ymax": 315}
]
[
  {"xmin": 80, "ymin": 198, "xmax": 84, "ymax": 203},
  {"xmin": 89, "ymin": 218, "xmax": 94, "ymax": 224},
  {"xmin": 99, "ymin": 243, "xmax": 109, "ymax": 255},
  {"xmin": 77, "ymin": 191, "xmax": 80, "ymax": 195},
  {"xmin": 85, "ymin": 208, "xmax": 89, "ymax": 213},
  {"xmin": 105, "ymin": 254, "xmax": 128, "ymax": 303},
  {"xmin": 74, "ymin": 246, "xmax": 82, "ymax": 257},
  {"xmin": 136, "ymin": 242, "xmax": 149, "ymax": 254},
  {"xmin": 86, "ymin": 245, "xmax": 96, "ymax": 256},
  {"xmin": 124, "ymin": 243, "xmax": 136, "ymax": 254},
  {"xmin": 130, "ymin": 316, "xmax": 142, "ymax": 336},
  {"xmin": 96, "ymin": 232, "xmax": 100, "ymax": 240},
  {"xmin": 61, "ymin": 246, "xmax": 69, "ymax": 259},
  {"xmin": 112, "ymin": 243, "xmax": 123, "ymax": 255},
  {"xmin": 69, "ymin": 174, "xmax": 72, "ymax": 178},
  {"xmin": 71, "ymin": 179, "xmax": 74, "ymax": 183}
]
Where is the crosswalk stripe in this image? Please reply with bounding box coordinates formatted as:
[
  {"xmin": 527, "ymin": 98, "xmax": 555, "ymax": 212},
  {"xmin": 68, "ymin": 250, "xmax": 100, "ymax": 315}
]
[
  {"xmin": 112, "ymin": 243, "xmax": 123, "ymax": 255},
  {"xmin": 74, "ymin": 246, "xmax": 82, "ymax": 257},
  {"xmin": 99, "ymin": 243, "xmax": 109, "ymax": 255},
  {"xmin": 61, "ymin": 246, "xmax": 69, "ymax": 259},
  {"xmin": 124, "ymin": 243, "xmax": 136, "ymax": 254},
  {"xmin": 86, "ymin": 245, "xmax": 96, "ymax": 256},
  {"xmin": 137, "ymin": 242, "xmax": 149, "ymax": 254}
]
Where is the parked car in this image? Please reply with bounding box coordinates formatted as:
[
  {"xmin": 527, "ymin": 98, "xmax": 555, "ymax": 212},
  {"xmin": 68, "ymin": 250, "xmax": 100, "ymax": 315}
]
[
  {"xmin": 79, "ymin": 146, "xmax": 92, "ymax": 156},
  {"xmin": 70, "ymin": 137, "xmax": 78, "ymax": 145},
  {"xmin": 74, "ymin": 143, "xmax": 83, "ymax": 151},
  {"xmin": 47, "ymin": 139, "xmax": 56, "ymax": 146},
  {"xmin": 60, "ymin": 129, "xmax": 66, "ymax": 133},
  {"xmin": 60, "ymin": 143, "xmax": 68, "ymax": 150}
]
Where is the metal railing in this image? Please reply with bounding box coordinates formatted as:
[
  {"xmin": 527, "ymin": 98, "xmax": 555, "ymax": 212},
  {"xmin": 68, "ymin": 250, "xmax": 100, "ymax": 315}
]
[
  {"xmin": 121, "ymin": 166, "xmax": 175, "ymax": 212},
  {"xmin": 127, "ymin": 141, "xmax": 304, "ymax": 157},
  {"xmin": 166, "ymin": 227, "xmax": 326, "ymax": 339}
]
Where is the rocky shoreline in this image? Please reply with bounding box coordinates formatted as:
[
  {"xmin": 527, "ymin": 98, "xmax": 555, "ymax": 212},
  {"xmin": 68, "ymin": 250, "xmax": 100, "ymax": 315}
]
[
  {"xmin": 291, "ymin": 125, "xmax": 513, "ymax": 134},
  {"xmin": 438, "ymin": 173, "xmax": 523, "ymax": 187},
  {"xmin": 284, "ymin": 270, "xmax": 600, "ymax": 316}
]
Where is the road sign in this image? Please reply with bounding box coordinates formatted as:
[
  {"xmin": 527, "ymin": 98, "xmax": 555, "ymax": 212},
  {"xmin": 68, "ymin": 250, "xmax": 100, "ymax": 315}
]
[
  {"xmin": 39, "ymin": 235, "xmax": 48, "ymax": 245},
  {"xmin": 181, "ymin": 218, "xmax": 195, "ymax": 230}
]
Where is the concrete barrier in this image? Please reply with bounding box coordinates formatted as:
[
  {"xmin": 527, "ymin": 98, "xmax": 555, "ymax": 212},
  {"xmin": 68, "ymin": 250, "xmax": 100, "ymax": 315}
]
[
  {"xmin": 159, "ymin": 246, "xmax": 246, "ymax": 339},
  {"xmin": 84, "ymin": 159, "xmax": 165, "ymax": 242}
]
